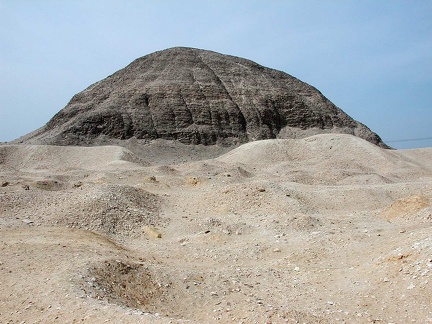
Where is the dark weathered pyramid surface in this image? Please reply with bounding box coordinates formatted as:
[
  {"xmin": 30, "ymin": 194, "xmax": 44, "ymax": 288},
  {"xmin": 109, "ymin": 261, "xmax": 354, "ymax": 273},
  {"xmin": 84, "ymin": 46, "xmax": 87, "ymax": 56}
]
[{"xmin": 21, "ymin": 47, "xmax": 388, "ymax": 148}]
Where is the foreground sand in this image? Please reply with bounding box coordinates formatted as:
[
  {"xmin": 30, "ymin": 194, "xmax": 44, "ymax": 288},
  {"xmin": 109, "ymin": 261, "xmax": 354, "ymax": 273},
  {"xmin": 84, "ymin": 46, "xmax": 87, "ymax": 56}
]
[{"xmin": 1, "ymin": 134, "xmax": 431, "ymax": 323}]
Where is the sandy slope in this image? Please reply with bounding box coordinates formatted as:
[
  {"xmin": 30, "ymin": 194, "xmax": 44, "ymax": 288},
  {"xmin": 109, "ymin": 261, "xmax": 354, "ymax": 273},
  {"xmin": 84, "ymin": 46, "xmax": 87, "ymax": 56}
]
[{"xmin": 1, "ymin": 134, "xmax": 431, "ymax": 323}]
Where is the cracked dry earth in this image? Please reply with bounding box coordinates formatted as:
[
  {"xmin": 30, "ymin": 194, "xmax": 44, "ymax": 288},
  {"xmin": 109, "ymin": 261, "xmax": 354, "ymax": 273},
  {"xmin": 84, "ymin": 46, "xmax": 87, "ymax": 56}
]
[{"xmin": 1, "ymin": 134, "xmax": 432, "ymax": 323}]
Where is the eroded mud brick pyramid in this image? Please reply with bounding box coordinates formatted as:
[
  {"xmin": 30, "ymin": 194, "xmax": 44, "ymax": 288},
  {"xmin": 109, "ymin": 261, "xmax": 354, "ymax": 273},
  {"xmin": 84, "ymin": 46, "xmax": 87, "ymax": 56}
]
[{"xmin": 22, "ymin": 47, "xmax": 388, "ymax": 148}]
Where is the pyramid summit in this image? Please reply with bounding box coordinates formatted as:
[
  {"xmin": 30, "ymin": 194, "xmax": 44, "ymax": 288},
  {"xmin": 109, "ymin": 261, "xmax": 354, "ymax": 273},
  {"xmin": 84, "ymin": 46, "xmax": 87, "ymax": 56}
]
[{"xmin": 20, "ymin": 47, "xmax": 388, "ymax": 148}]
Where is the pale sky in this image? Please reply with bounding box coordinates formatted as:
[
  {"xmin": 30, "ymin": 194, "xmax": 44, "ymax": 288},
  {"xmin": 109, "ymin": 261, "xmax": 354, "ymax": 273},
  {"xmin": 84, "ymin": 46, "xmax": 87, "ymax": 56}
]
[{"xmin": 1, "ymin": 0, "xmax": 431, "ymax": 149}]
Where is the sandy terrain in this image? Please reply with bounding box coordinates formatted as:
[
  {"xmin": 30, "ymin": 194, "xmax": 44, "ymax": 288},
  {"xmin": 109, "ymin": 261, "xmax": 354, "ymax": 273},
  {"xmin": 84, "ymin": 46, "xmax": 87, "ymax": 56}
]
[{"xmin": 1, "ymin": 134, "xmax": 431, "ymax": 323}]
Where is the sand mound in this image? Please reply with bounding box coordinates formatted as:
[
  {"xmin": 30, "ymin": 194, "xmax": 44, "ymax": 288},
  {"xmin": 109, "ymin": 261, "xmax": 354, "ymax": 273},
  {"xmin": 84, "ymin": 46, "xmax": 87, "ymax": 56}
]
[
  {"xmin": 396, "ymin": 147, "xmax": 432, "ymax": 171},
  {"xmin": 0, "ymin": 182, "xmax": 163, "ymax": 237},
  {"xmin": 381, "ymin": 195, "xmax": 431, "ymax": 221},
  {"xmin": 0, "ymin": 144, "xmax": 148, "ymax": 171},
  {"xmin": 56, "ymin": 184, "xmax": 163, "ymax": 237},
  {"xmin": 217, "ymin": 134, "xmax": 430, "ymax": 181},
  {"xmin": 218, "ymin": 134, "xmax": 395, "ymax": 168}
]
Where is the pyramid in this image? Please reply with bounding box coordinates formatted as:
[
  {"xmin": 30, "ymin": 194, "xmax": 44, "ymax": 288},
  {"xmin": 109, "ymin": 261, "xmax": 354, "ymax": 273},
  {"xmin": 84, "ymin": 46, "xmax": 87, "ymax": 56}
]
[{"xmin": 20, "ymin": 47, "xmax": 388, "ymax": 148}]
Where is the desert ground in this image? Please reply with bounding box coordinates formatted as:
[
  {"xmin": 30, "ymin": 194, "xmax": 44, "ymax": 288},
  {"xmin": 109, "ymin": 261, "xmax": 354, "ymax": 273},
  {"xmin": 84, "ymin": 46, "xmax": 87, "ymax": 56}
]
[{"xmin": 1, "ymin": 134, "xmax": 431, "ymax": 323}]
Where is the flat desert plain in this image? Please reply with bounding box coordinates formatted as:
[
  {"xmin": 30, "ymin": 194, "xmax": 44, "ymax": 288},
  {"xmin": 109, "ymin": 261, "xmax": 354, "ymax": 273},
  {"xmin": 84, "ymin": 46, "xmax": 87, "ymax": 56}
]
[{"xmin": 1, "ymin": 134, "xmax": 431, "ymax": 323}]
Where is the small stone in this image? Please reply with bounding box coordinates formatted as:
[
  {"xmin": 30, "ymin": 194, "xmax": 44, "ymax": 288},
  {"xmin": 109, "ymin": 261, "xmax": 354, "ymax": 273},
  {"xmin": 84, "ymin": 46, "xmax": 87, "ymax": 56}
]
[
  {"xmin": 144, "ymin": 226, "xmax": 162, "ymax": 238},
  {"xmin": 273, "ymin": 248, "xmax": 281, "ymax": 252},
  {"xmin": 407, "ymin": 283, "xmax": 415, "ymax": 290},
  {"xmin": 22, "ymin": 219, "xmax": 33, "ymax": 225},
  {"xmin": 1, "ymin": 181, "xmax": 9, "ymax": 187},
  {"xmin": 73, "ymin": 181, "xmax": 83, "ymax": 188}
]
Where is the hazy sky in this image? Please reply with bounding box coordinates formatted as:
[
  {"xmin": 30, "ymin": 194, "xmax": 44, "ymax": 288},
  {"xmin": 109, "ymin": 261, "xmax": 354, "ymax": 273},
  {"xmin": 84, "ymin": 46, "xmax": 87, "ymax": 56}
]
[{"xmin": 1, "ymin": 1, "xmax": 431, "ymax": 149}]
